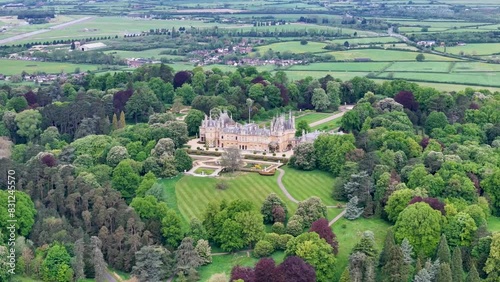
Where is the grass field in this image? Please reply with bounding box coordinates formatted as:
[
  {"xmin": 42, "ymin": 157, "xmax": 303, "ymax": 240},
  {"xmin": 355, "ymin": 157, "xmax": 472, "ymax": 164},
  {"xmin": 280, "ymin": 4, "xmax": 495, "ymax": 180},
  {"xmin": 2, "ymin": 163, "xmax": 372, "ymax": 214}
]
[
  {"xmin": 331, "ymin": 218, "xmax": 391, "ymax": 280},
  {"xmin": 256, "ymin": 41, "xmax": 327, "ymax": 54},
  {"xmin": 289, "ymin": 62, "xmax": 389, "ymax": 72},
  {"xmin": 281, "ymin": 166, "xmax": 337, "ymax": 206},
  {"xmin": 372, "ymin": 79, "xmax": 500, "ymax": 92},
  {"xmin": 435, "ymin": 43, "xmax": 500, "ymax": 55},
  {"xmin": 0, "ymin": 15, "xmax": 83, "ymax": 40},
  {"xmin": 310, "ymin": 117, "xmax": 342, "ymax": 131},
  {"xmin": 452, "ymin": 62, "xmax": 500, "ymax": 72},
  {"xmin": 327, "ymin": 36, "xmax": 400, "ymax": 45},
  {"xmin": 284, "ymin": 71, "xmax": 370, "ymax": 81},
  {"xmin": 385, "ymin": 61, "xmax": 452, "ymax": 72},
  {"xmin": 381, "ymin": 72, "xmax": 500, "ymax": 87},
  {"xmin": 488, "ymin": 216, "xmax": 500, "ymax": 233},
  {"xmin": 0, "ymin": 59, "xmax": 103, "ymax": 75},
  {"xmin": 328, "ymin": 49, "xmax": 458, "ymax": 61},
  {"xmin": 105, "ymin": 48, "xmax": 184, "ymax": 60},
  {"xmin": 295, "ymin": 112, "xmax": 331, "ymax": 125}
]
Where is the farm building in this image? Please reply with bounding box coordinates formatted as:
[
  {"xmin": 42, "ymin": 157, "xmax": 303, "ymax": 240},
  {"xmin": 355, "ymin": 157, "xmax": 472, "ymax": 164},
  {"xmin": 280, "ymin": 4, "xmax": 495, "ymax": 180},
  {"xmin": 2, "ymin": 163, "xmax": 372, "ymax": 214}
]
[{"xmin": 80, "ymin": 42, "xmax": 106, "ymax": 51}]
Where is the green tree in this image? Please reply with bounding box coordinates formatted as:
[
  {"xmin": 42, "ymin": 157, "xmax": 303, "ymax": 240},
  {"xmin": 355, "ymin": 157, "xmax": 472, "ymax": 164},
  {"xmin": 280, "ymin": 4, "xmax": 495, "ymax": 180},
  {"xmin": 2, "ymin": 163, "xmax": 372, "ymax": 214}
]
[
  {"xmin": 261, "ymin": 193, "xmax": 288, "ymax": 224},
  {"xmin": 436, "ymin": 234, "xmax": 451, "ymax": 264},
  {"xmin": 382, "ymin": 240, "xmax": 409, "ymax": 282},
  {"xmin": 451, "ymin": 247, "xmax": 464, "ymax": 282},
  {"xmin": 314, "ymin": 133, "xmax": 356, "ymax": 176},
  {"xmin": 126, "ymin": 84, "xmax": 161, "ymax": 122},
  {"xmin": 443, "ymin": 212, "xmax": 477, "ymax": 247},
  {"xmin": 379, "ymin": 229, "xmax": 396, "ymax": 267},
  {"xmin": 185, "ymin": 109, "xmax": 205, "ymax": 136},
  {"xmin": 482, "ymin": 169, "xmax": 500, "ymax": 216},
  {"xmin": 132, "ymin": 245, "xmax": 174, "ymax": 281},
  {"xmin": 416, "ymin": 53, "xmax": 426, "ymax": 62},
  {"xmin": 466, "ymin": 264, "xmax": 480, "ymax": 282},
  {"xmin": 312, "ymin": 88, "xmax": 330, "ymax": 111},
  {"xmin": 385, "ymin": 189, "xmax": 415, "ymax": 223},
  {"xmin": 326, "ymin": 81, "xmax": 341, "ymax": 111},
  {"xmin": 136, "ymin": 171, "xmax": 157, "ymax": 197},
  {"xmin": 425, "ymin": 111, "xmax": 448, "ymax": 134},
  {"xmin": 394, "ymin": 202, "xmax": 442, "ymax": 257},
  {"xmin": 6, "ymin": 96, "xmax": 28, "ymax": 112},
  {"xmin": 195, "ymin": 239, "xmax": 212, "ymax": 265},
  {"xmin": 188, "ymin": 217, "xmax": 207, "ymax": 242},
  {"xmin": 484, "ymin": 232, "xmax": 500, "ymax": 279},
  {"xmin": 285, "ymin": 232, "xmax": 336, "ymax": 282},
  {"xmin": 112, "ymin": 159, "xmax": 141, "ymax": 201},
  {"xmin": 174, "ymin": 149, "xmax": 193, "ymax": 172},
  {"xmin": 175, "ymin": 237, "xmax": 203, "ymax": 275},
  {"xmin": 0, "ymin": 190, "xmax": 36, "ymax": 238},
  {"xmin": 14, "ymin": 109, "xmax": 42, "ymax": 141},
  {"xmin": 41, "ymin": 243, "xmax": 71, "ymax": 282},
  {"xmin": 161, "ymin": 209, "xmax": 184, "ymax": 248},
  {"xmin": 295, "ymin": 120, "xmax": 311, "ymax": 137},
  {"xmin": 437, "ymin": 263, "xmax": 452, "ymax": 282}
]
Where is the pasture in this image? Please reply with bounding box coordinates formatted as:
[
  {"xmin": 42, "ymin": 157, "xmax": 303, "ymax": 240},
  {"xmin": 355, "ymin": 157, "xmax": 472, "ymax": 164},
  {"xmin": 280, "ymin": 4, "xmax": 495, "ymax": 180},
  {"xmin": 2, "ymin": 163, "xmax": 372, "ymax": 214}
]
[
  {"xmin": 289, "ymin": 62, "xmax": 389, "ymax": 72},
  {"xmin": 452, "ymin": 62, "xmax": 500, "ymax": 72},
  {"xmin": 284, "ymin": 71, "xmax": 370, "ymax": 81},
  {"xmin": 0, "ymin": 59, "xmax": 102, "ymax": 75},
  {"xmin": 105, "ymin": 48, "xmax": 183, "ymax": 60},
  {"xmin": 256, "ymin": 41, "xmax": 327, "ymax": 54},
  {"xmin": 328, "ymin": 49, "xmax": 458, "ymax": 61},
  {"xmin": 327, "ymin": 36, "xmax": 400, "ymax": 45},
  {"xmin": 435, "ymin": 43, "xmax": 500, "ymax": 55},
  {"xmin": 382, "ymin": 72, "xmax": 500, "ymax": 87},
  {"xmin": 385, "ymin": 61, "xmax": 452, "ymax": 73}
]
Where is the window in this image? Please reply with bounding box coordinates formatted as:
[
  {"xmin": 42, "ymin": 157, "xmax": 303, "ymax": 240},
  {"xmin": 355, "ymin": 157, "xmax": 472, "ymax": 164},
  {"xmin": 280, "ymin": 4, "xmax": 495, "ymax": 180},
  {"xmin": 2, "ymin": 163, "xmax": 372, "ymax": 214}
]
[{"xmin": 221, "ymin": 136, "xmax": 224, "ymax": 139}]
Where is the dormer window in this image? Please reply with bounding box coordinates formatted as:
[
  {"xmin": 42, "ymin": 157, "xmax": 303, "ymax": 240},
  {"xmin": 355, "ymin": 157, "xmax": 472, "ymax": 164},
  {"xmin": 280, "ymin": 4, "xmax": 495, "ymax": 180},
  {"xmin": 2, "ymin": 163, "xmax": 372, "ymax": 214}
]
[{"xmin": 221, "ymin": 136, "xmax": 224, "ymax": 139}]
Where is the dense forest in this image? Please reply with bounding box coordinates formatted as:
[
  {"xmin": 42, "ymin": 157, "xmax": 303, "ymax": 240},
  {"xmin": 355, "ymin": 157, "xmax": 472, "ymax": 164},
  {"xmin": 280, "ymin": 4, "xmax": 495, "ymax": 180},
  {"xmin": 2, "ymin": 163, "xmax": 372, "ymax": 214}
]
[{"xmin": 0, "ymin": 63, "xmax": 499, "ymax": 281}]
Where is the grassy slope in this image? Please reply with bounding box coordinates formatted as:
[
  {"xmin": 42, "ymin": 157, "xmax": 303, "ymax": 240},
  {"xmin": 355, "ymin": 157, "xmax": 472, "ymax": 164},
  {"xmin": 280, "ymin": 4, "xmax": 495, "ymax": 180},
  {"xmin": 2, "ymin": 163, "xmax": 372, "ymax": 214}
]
[
  {"xmin": 295, "ymin": 112, "xmax": 331, "ymax": 125},
  {"xmin": 487, "ymin": 216, "xmax": 500, "ymax": 233},
  {"xmin": 331, "ymin": 218, "xmax": 391, "ymax": 280},
  {"xmin": 328, "ymin": 49, "xmax": 460, "ymax": 61},
  {"xmin": 256, "ymin": 41, "xmax": 327, "ymax": 54},
  {"xmin": 281, "ymin": 166, "xmax": 337, "ymax": 206}
]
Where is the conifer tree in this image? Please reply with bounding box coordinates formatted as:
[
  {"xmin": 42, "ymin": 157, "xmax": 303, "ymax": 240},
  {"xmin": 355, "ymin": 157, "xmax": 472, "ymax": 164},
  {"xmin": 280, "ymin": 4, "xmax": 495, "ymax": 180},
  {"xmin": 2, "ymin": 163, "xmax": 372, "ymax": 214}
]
[
  {"xmin": 465, "ymin": 264, "xmax": 480, "ymax": 282},
  {"xmin": 436, "ymin": 263, "xmax": 452, "ymax": 282},
  {"xmin": 119, "ymin": 111, "xmax": 126, "ymax": 128},
  {"xmin": 451, "ymin": 247, "xmax": 464, "ymax": 282},
  {"xmin": 415, "ymin": 257, "xmax": 422, "ymax": 276},
  {"xmin": 340, "ymin": 267, "xmax": 351, "ymax": 282},
  {"xmin": 382, "ymin": 242, "xmax": 409, "ymax": 282},
  {"xmin": 379, "ymin": 229, "xmax": 395, "ymax": 267},
  {"xmin": 401, "ymin": 238, "xmax": 414, "ymax": 264},
  {"xmin": 112, "ymin": 113, "xmax": 118, "ymax": 130},
  {"xmin": 436, "ymin": 235, "xmax": 451, "ymax": 264},
  {"xmin": 175, "ymin": 237, "xmax": 203, "ymax": 275}
]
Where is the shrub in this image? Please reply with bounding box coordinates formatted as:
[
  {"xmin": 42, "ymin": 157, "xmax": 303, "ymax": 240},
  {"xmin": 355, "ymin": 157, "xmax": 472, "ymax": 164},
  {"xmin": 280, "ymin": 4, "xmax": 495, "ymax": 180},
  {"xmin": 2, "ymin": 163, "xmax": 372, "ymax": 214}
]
[
  {"xmin": 215, "ymin": 180, "xmax": 229, "ymax": 190},
  {"xmin": 286, "ymin": 220, "xmax": 304, "ymax": 236},
  {"xmin": 263, "ymin": 233, "xmax": 281, "ymax": 249},
  {"xmin": 253, "ymin": 240, "xmax": 274, "ymax": 258},
  {"xmin": 277, "ymin": 234, "xmax": 293, "ymax": 250},
  {"xmin": 272, "ymin": 222, "xmax": 285, "ymax": 234},
  {"xmin": 272, "ymin": 153, "xmax": 276, "ymax": 156},
  {"xmin": 215, "ymin": 148, "xmax": 219, "ymax": 151},
  {"xmin": 263, "ymin": 152, "xmax": 266, "ymax": 155},
  {"xmin": 282, "ymin": 154, "xmax": 286, "ymax": 157},
  {"xmin": 253, "ymin": 151, "xmax": 257, "ymax": 154}
]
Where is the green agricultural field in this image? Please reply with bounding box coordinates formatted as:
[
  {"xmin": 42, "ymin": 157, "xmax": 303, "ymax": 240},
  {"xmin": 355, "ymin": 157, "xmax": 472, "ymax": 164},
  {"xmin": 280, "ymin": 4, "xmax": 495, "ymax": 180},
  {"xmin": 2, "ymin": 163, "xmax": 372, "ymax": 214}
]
[
  {"xmin": 487, "ymin": 216, "xmax": 500, "ymax": 232},
  {"xmin": 435, "ymin": 43, "xmax": 500, "ymax": 56},
  {"xmin": 281, "ymin": 166, "xmax": 337, "ymax": 206},
  {"xmin": 284, "ymin": 71, "xmax": 370, "ymax": 81},
  {"xmin": 256, "ymin": 41, "xmax": 327, "ymax": 54},
  {"xmin": 331, "ymin": 218, "xmax": 390, "ymax": 281},
  {"xmin": 6, "ymin": 16, "xmax": 221, "ymax": 45},
  {"xmin": 328, "ymin": 49, "xmax": 458, "ymax": 61},
  {"xmin": 295, "ymin": 112, "xmax": 332, "ymax": 125},
  {"xmin": 372, "ymin": 79, "xmax": 500, "ymax": 92},
  {"xmin": 199, "ymin": 251, "xmax": 286, "ymax": 281},
  {"xmin": 452, "ymin": 62, "xmax": 500, "ymax": 72},
  {"xmin": 0, "ymin": 15, "xmax": 83, "ymax": 40},
  {"xmin": 0, "ymin": 59, "xmax": 103, "ymax": 75},
  {"xmin": 327, "ymin": 36, "xmax": 400, "ymax": 45},
  {"xmin": 289, "ymin": 62, "xmax": 389, "ymax": 72},
  {"xmin": 105, "ymin": 48, "xmax": 183, "ymax": 60},
  {"xmin": 381, "ymin": 72, "xmax": 500, "ymax": 87},
  {"xmin": 385, "ymin": 61, "xmax": 451, "ymax": 73}
]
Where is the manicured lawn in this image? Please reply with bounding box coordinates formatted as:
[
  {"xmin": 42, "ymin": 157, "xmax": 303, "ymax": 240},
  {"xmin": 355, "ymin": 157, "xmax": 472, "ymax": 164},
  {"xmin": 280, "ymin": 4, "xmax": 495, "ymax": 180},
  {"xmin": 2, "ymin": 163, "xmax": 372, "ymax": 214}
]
[
  {"xmin": 281, "ymin": 166, "xmax": 337, "ymax": 206},
  {"xmin": 310, "ymin": 117, "xmax": 342, "ymax": 131},
  {"xmin": 0, "ymin": 59, "xmax": 103, "ymax": 75},
  {"xmin": 256, "ymin": 41, "xmax": 328, "ymax": 54},
  {"xmin": 487, "ymin": 216, "xmax": 500, "ymax": 233},
  {"xmin": 175, "ymin": 172, "xmax": 296, "ymax": 222},
  {"xmin": 194, "ymin": 167, "xmax": 216, "ymax": 175},
  {"xmin": 289, "ymin": 62, "xmax": 389, "ymax": 72},
  {"xmin": 198, "ymin": 251, "xmax": 286, "ymax": 281},
  {"xmin": 328, "ymin": 49, "xmax": 459, "ymax": 61},
  {"xmin": 385, "ymin": 61, "xmax": 452, "ymax": 73},
  {"xmin": 331, "ymin": 217, "xmax": 391, "ymax": 281},
  {"xmin": 160, "ymin": 176, "xmax": 188, "ymax": 227},
  {"xmin": 295, "ymin": 112, "xmax": 331, "ymax": 125}
]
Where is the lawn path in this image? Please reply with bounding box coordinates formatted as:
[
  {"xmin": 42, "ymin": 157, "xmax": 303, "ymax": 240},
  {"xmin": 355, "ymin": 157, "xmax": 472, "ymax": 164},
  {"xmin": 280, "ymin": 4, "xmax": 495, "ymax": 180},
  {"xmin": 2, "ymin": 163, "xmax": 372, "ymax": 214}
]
[
  {"xmin": 0, "ymin": 16, "xmax": 94, "ymax": 45},
  {"xmin": 309, "ymin": 105, "xmax": 354, "ymax": 128},
  {"xmin": 328, "ymin": 209, "xmax": 346, "ymax": 226},
  {"xmin": 277, "ymin": 168, "xmax": 346, "ymax": 224}
]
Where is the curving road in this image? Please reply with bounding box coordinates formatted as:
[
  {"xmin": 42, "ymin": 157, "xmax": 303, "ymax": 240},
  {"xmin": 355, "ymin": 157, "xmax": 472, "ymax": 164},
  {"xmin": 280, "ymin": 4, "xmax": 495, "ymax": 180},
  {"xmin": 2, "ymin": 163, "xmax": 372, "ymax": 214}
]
[
  {"xmin": 308, "ymin": 105, "xmax": 354, "ymax": 128},
  {"xmin": 0, "ymin": 16, "xmax": 94, "ymax": 45}
]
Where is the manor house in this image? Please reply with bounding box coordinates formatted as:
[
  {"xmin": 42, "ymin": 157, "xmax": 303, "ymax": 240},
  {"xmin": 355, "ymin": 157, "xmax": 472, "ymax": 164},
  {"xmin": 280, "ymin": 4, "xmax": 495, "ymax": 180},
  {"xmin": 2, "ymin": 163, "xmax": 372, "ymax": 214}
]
[{"xmin": 199, "ymin": 110, "xmax": 299, "ymax": 152}]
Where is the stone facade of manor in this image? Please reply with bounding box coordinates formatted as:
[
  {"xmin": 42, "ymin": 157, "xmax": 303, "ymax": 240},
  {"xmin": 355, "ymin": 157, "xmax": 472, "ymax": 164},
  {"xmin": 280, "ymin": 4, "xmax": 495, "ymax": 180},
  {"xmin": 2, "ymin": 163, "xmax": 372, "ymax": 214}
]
[{"xmin": 199, "ymin": 110, "xmax": 298, "ymax": 152}]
